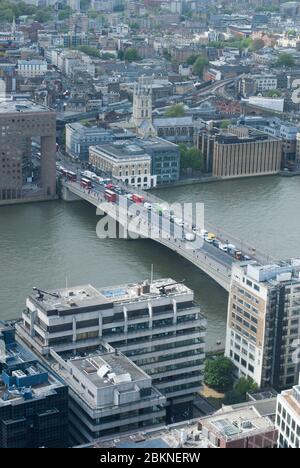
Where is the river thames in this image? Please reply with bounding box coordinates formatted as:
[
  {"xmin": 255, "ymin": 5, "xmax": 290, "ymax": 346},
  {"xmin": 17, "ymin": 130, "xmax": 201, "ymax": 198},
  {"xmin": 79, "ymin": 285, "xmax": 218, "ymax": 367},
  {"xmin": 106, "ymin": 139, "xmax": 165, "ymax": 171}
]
[{"xmin": 1, "ymin": 175, "xmax": 299, "ymax": 350}]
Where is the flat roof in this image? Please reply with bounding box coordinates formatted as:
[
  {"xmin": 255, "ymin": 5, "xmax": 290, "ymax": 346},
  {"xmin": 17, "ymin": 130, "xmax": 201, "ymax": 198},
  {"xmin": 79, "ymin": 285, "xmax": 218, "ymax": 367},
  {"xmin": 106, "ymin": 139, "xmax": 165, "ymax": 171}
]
[
  {"xmin": 201, "ymin": 405, "xmax": 274, "ymax": 441},
  {"xmin": 0, "ymin": 100, "xmax": 52, "ymax": 114},
  {"xmin": 69, "ymin": 352, "xmax": 148, "ymax": 390},
  {"xmin": 29, "ymin": 279, "xmax": 193, "ymax": 314}
]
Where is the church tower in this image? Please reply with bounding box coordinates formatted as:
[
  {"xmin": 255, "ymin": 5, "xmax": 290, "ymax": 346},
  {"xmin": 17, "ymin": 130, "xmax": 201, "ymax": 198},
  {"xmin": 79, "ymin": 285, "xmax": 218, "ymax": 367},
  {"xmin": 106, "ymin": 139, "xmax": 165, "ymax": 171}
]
[{"xmin": 132, "ymin": 76, "xmax": 157, "ymax": 137}]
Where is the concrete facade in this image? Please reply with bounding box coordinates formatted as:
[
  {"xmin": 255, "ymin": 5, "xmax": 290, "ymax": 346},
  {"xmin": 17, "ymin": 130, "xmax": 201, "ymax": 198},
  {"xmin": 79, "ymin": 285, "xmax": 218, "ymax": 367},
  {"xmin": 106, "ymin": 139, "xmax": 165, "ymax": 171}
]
[
  {"xmin": 276, "ymin": 374, "xmax": 300, "ymax": 448},
  {"xmin": 225, "ymin": 261, "xmax": 300, "ymax": 390},
  {"xmin": 17, "ymin": 279, "xmax": 207, "ymax": 403},
  {"xmin": 0, "ymin": 100, "xmax": 56, "ymax": 203}
]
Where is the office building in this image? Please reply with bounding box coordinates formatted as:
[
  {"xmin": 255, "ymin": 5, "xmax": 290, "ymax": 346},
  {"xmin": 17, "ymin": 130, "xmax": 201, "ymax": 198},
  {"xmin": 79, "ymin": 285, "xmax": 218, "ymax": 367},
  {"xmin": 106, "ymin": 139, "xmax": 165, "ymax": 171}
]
[
  {"xmin": 137, "ymin": 137, "xmax": 180, "ymax": 185},
  {"xmin": 225, "ymin": 260, "xmax": 300, "ymax": 391},
  {"xmin": 89, "ymin": 141, "xmax": 157, "ymax": 188},
  {"xmin": 199, "ymin": 404, "xmax": 277, "ymax": 448},
  {"xmin": 0, "ymin": 100, "xmax": 56, "ymax": 203},
  {"xmin": 0, "ymin": 322, "xmax": 68, "ymax": 448},
  {"xmin": 66, "ymin": 123, "xmax": 114, "ymax": 161},
  {"xmin": 79, "ymin": 391, "xmax": 278, "ymax": 449},
  {"xmin": 18, "ymin": 60, "xmax": 47, "ymax": 78},
  {"xmin": 212, "ymin": 127, "xmax": 282, "ymax": 178},
  {"xmin": 276, "ymin": 374, "xmax": 300, "ymax": 448},
  {"xmin": 16, "ymin": 279, "xmax": 207, "ymax": 404},
  {"xmin": 50, "ymin": 349, "xmax": 166, "ymax": 444}
]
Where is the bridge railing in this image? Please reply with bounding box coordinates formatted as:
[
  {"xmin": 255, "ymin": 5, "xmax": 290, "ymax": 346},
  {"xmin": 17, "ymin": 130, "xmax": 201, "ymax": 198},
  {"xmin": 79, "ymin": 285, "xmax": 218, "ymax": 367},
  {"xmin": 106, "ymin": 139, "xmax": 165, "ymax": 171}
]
[
  {"xmin": 64, "ymin": 178, "xmax": 275, "ymax": 266},
  {"xmin": 112, "ymin": 180, "xmax": 276, "ymax": 265}
]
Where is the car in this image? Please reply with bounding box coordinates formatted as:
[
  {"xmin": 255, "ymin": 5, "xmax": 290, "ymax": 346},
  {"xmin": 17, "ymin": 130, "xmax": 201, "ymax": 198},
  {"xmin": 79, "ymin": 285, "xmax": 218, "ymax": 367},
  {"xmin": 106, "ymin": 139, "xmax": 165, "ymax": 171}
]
[
  {"xmin": 200, "ymin": 229, "xmax": 208, "ymax": 239},
  {"xmin": 204, "ymin": 236, "xmax": 213, "ymax": 243},
  {"xmin": 212, "ymin": 239, "xmax": 221, "ymax": 248},
  {"xmin": 242, "ymin": 255, "xmax": 252, "ymax": 261},
  {"xmin": 219, "ymin": 244, "xmax": 228, "ymax": 252},
  {"xmin": 144, "ymin": 202, "xmax": 152, "ymax": 210}
]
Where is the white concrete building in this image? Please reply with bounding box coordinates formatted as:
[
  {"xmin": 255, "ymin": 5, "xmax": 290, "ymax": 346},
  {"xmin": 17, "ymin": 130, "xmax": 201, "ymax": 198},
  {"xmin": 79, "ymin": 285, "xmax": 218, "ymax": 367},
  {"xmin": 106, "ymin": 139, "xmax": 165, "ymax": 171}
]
[
  {"xmin": 52, "ymin": 350, "xmax": 166, "ymax": 444},
  {"xmin": 276, "ymin": 374, "xmax": 300, "ymax": 448},
  {"xmin": 89, "ymin": 141, "xmax": 157, "ymax": 189},
  {"xmin": 18, "ymin": 60, "xmax": 47, "ymax": 78},
  {"xmin": 17, "ymin": 279, "xmax": 207, "ymax": 403}
]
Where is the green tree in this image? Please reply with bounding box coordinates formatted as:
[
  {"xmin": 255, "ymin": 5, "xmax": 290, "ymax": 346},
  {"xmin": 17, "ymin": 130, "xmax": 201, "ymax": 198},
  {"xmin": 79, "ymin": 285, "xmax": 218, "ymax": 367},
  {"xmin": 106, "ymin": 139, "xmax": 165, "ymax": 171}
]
[
  {"xmin": 129, "ymin": 22, "xmax": 140, "ymax": 31},
  {"xmin": 124, "ymin": 48, "xmax": 140, "ymax": 62},
  {"xmin": 164, "ymin": 103, "xmax": 186, "ymax": 118},
  {"xmin": 251, "ymin": 38, "xmax": 265, "ymax": 52},
  {"xmin": 275, "ymin": 53, "xmax": 295, "ymax": 68},
  {"xmin": 58, "ymin": 7, "xmax": 72, "ymax": 21},
  {"xmin": 118, "ymin": 50, "xmax": 125, "ymax": 61},
  {"xmin": 220, "ymin": 120, "xmax": 231, "ymax": 129},
  {"xmin": 186, "ymin": 54, "xmax": 198, "ymax": 65},
  {"xmin": 77, "ymin": 45, "xmax": 100, "ymax": 58},
  {"xmin": 192, "ymin": 56, "xmax": 209, "ymax": 78},
  {"xmin": 264, "ymin": 89, "xmax": 282, "ymax": 97},
  {"xmin": 234, "ymin": 377, "xmax": 258, "ymax": 398},
  {"xmin": 204, "ymin": 357, "xmax": 234, "ymax": 392},
  {"xmin": 223, "ymin": 389, "xmax": 245, "ymax": 405}
]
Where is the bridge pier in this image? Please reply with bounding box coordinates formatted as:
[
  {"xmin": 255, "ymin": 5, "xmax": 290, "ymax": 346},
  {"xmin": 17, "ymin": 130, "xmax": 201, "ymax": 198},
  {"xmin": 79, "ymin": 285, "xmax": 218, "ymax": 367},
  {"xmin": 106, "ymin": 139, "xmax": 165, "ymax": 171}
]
[{"xmin": 61, "ymin": 185, "xmax": 82, "ymax": 202}]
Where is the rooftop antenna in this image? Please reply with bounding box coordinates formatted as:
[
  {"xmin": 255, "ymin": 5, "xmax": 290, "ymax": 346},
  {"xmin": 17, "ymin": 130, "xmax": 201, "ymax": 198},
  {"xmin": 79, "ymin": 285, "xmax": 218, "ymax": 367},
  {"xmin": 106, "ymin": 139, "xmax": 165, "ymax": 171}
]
[{"xmin": 32, "ymin": 288, "xmax": 59, "ymax": 301}]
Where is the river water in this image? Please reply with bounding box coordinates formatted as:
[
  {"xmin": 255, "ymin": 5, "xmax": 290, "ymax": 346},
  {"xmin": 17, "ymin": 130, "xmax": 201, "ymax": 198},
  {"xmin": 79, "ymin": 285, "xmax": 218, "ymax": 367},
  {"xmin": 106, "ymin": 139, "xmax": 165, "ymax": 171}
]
[{"xmin": 1, "ymin": 175, "xmax": 299, "ymax": 351}]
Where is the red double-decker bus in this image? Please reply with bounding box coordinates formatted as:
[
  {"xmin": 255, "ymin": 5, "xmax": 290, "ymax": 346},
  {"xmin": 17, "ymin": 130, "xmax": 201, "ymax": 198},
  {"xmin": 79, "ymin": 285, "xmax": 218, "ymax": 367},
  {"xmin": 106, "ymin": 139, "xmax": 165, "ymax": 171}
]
[
  {"xmin": 131, "ymin": 194, "xmax": 145, "ymax": 204},
  {"xmin": 81, "ymin": 177, "xmax": 92, "ymax": 189},
  {"xmin": 66, "ymin": 171, "xmax": 77, "ymax": 182},
  {"xmin": 104, "ymin": 189, "xmax": 117, "ymax": 203}
]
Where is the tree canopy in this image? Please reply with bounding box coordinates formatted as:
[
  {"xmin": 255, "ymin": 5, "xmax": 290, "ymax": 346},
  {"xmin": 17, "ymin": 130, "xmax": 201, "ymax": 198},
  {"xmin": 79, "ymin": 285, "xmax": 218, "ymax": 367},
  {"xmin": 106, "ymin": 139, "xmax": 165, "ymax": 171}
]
[
  {"xmin": 164, "ymin": 103, "xmax": 186, "ymax": 118},
  {"xmin": 124, "ymin": 48, "xmax": 140, "ymax": 62},
  {"xmin": 179, "ymin": 144, "xmax": 204, "ymax": 172},
  {"xmin": 223, "ymin": 377, "xmax": 258, "ymax": 405},
  {"xmin": 204, "ymin": 356, "xmax": 234, "ymax": 392},
  {"xmin": 275, "ymin": 53, "xmax": 295, "ymax": 68},
  {"xmin": 192, "ymin": 56, "xmax": 209, "ymax": 78}
]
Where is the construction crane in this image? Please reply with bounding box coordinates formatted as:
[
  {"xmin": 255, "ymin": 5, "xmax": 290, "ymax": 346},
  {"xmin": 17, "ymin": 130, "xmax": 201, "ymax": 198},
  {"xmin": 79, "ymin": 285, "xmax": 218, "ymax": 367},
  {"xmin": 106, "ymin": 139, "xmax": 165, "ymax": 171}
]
[
  {"xmin": 32, "ymin": 287, "xmax": 59, "ymax": 301},
  {"xmin": 158, "ymin": 280, "xmax": 185, "ymax": 296}
]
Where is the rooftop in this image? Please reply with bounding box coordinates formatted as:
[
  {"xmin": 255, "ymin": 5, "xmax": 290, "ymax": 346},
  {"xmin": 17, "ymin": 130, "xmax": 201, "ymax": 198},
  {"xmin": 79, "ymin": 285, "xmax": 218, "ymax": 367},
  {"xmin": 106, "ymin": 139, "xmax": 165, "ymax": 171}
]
[
  {"xmin": 200, "ymin": 405, "xmax": 275, "ymax": 442},
  {"xmin": 153, "ymin": 116, "xmax": 193, "ymax": 127},
  {"xmin": 0, "ymin": 99, "xmax": 52, "ymax": 114},
  {"xmin": 28, "ymin": 279, "xmax": 193, "ymax": 315},
  {"xmin": 0, "ymin": 323, "xmax": 64, "ymax": 407},
  {"xmin": 69, "ymin": 351, "xmax": 149, "ymax": 390}
]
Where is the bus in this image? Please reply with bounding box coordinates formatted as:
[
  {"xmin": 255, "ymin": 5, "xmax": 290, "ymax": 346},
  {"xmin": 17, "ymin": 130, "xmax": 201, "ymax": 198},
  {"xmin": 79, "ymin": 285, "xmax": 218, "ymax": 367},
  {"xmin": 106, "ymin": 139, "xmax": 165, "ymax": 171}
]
[
  {"xmin": 81, "ymin": 177, "xmax": 92, "ymax": 189},
  {"xmin": 131, "ymin": 194, "xmax": 145, "ymax": 204},
  {"xmin": 105, "ymin": 189, "xmax": 117, "ymax": 203},
  {"xmin": 66, "ymin": 171, "xmax": 77, "ymax": 182}
]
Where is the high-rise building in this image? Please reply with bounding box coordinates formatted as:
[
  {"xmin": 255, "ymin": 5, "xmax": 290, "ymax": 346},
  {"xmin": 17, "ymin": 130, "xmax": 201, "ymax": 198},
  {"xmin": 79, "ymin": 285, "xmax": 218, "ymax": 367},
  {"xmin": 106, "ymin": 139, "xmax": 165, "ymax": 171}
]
[
  {"xmin": 0, "ymin": 322, "xmax": 68, "ymax": 448},
  {"xmin": 0, "ymin": 100, "xmax": 56, "ymax": 204},
  {"xmin": 50, "ymin": 349, "xmax": 166, "ymax": 444},
  {"xmin": 225, "ymin": 261, "xmax": 300, "ymax": 390},
  {"xmin": 276, "ymin": 374, "xmax": 300, "ymax": 448},
  {"xmin": 16, "ymin": 279, "xmax": 207, "ymax": 406}
]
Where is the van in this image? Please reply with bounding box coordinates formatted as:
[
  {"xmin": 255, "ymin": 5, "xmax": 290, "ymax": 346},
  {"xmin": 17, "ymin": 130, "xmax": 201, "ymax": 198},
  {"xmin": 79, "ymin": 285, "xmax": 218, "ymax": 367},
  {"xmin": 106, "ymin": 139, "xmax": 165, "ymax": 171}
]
[{"xmin": 185, "ymin": 233, "xmax": 196, "ymax": 242}]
